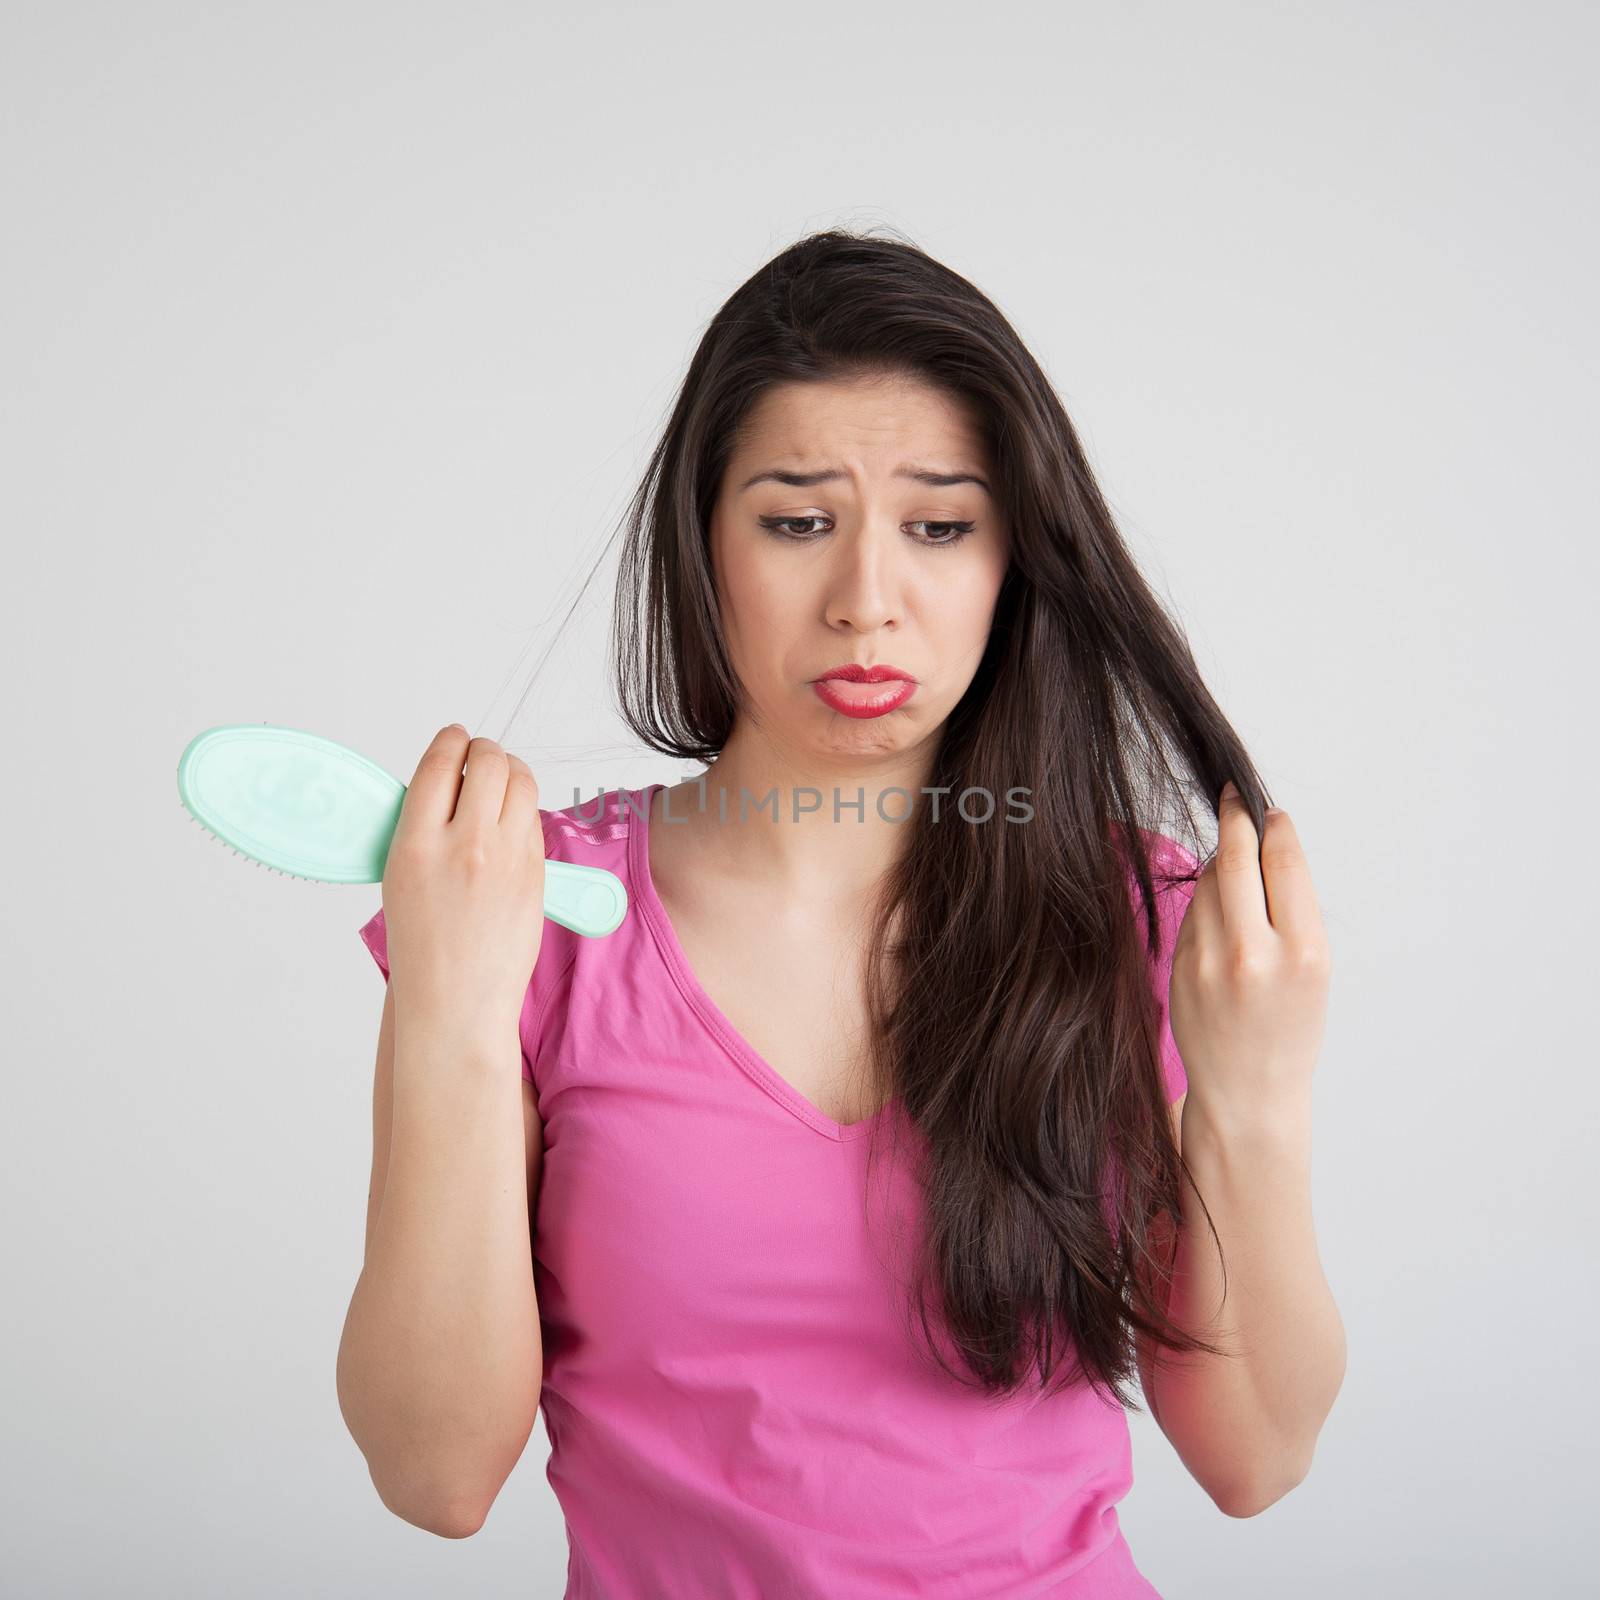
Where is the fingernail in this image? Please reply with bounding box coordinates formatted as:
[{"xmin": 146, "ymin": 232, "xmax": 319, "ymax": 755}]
[{"xmin": 1221, "ymin": 780, "xmax": 1238, "ymax": 800}]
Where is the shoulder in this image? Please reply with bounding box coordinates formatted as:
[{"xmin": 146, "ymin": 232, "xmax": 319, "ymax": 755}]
[
  {"xmin": 537, "ymin": 783, "xmax": 652, "ymax": 869},
  {"xmin": 521, "ymin": 784, "xmax": 654, "ymax": 1062},
  {"xmin": 1109, "ymin": 821, "xmax": 1202, "ymax": 914},
  {"xmin": 528, "ymin": 782, "xmax": 654, "ymax": 974},
  {"xmin": 1108, "ymin": 823, "xmax": 1202, "ymax": 974},
  {"xmin": 1109, "ymin": 819, "xmax": 1201, "ymax": 877}
]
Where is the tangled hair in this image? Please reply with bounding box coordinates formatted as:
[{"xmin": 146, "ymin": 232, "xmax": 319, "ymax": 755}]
[{"xmin": 522, "ymin": 225, "xmax": 1276, "ymax": 1407}]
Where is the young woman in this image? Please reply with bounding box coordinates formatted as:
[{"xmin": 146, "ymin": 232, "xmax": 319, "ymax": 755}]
[{"xmin": 337, "ymin": 229, "xmax": 1345, "ymax": 1597}]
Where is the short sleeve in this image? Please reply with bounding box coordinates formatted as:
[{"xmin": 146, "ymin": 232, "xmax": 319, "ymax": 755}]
[
  {"xmin": 357, "ymin": 906, "xmax": 391, "ymax": 980},
  {"xmin": 356, "ymin": 905, "xmax": 538, "ymax": 1084}
]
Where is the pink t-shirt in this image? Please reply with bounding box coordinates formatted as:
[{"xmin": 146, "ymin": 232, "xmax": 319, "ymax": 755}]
[{"xmin": 358, "ymin": 782, "xmax": 1195, "ymax": 1597}]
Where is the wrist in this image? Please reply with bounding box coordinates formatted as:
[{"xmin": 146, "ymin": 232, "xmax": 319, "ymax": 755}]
[
  {"xmin": 1181, "ymin": 1083, "xmax": 1314, "ymax": 1149},
  {"xmin": 392, "ymin": 1005, "xmax": 524, "ymax": 1077}
]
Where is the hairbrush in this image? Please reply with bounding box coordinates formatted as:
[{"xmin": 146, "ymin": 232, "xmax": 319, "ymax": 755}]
[{"xmin": 176, "ymin": 723, "xmax": 627, "ymax": 938}]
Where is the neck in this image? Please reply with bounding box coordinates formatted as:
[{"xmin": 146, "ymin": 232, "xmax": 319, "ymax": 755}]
[{"xmin": 658, "ymin": 722, "xmax": 935, "ymax": 904}]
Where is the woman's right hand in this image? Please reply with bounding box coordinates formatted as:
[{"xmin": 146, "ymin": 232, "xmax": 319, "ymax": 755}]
[{"xmin": 379, "ymin": 723, "xmax": 547, "ymax": 1051}]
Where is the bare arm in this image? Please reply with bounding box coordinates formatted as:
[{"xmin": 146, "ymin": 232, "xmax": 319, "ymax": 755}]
[
  {"xmin": 336, "ymin": 981, "xmax": 545, "ymax": 1538},
  {"xmin": 1136, "ymin": 1090, "xmax": 1346, "ymax": 1517}
]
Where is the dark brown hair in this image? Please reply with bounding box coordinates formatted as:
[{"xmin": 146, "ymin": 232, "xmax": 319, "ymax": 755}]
[{"xmin": 541, "ymin": 226, "xmax": 1275, "ymax": 1409}]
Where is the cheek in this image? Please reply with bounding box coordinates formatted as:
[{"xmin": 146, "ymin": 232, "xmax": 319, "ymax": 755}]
[
  {"xmin": 931, "ymin": 555, "xmax": 1005, "ymax": 647},
  {"xmin": 717, "ymin": 544, "xmax": 796, "ymax": 659}
]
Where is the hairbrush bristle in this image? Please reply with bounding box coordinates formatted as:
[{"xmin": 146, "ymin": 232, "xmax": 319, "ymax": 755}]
[{"xmin": 182, "ymin": 798, "xmax": 335, "ymax": 885}]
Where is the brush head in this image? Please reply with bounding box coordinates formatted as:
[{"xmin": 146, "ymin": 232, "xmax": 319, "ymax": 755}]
[{"xmin": 177, "ymin": 723, "xmax": 402, "ymax": 884}]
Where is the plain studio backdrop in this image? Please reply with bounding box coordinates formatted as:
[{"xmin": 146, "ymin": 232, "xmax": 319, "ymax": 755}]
[{"xmin": 4, "ymin": 2, "xmax": 1593, "ymax": 1595}]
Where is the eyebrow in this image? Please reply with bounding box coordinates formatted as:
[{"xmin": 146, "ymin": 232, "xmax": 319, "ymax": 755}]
[{"xmin": 737, "ymin": 465, "xmax": 992, "ymax": 495}]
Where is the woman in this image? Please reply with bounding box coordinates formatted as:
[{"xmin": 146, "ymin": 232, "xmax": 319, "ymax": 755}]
[{"xmin": 338, "ymin": 228, "xmax": 1346, "ymax": 1596}]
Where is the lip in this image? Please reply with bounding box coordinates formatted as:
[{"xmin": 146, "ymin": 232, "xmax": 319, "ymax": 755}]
[
  {"xmin": 815, "ymin": 663, "xmax": 916, "ymax": 684},
  {"xmin": 811, "ymin": 666, "xmax": 918, "ymax": 719}
]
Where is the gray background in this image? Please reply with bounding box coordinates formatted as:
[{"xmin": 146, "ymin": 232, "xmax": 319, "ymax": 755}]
[{"xmin": 5, "ymin": 1, "xmax": 1594, "ymax": 1594}]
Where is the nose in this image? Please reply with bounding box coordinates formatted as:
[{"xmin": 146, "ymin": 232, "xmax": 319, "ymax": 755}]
[{"xmin": 822, "ymin": 520, "xmax": 903, "ymax": 634}]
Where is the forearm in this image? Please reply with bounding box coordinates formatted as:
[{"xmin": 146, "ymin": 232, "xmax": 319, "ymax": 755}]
[
  {"xmin": 1149, "ymin": 1089, "xmax": 1346, "ymax": 1515},
  {"xmin": 336, "ymin": 1029, "xmax": 539, "ymax": 1533}
]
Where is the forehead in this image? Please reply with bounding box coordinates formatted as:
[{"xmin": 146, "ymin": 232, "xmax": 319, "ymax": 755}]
[{"xmin": 730, "ymin": 375, "xmax": 988, "ymax": 464}]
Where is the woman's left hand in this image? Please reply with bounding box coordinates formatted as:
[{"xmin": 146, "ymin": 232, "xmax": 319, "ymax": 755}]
[{"xmin": 1168, "ymin": 781, "xmax": 1332, "ymax": 1117}]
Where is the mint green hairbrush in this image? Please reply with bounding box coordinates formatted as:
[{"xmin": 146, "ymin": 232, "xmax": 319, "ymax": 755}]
[{"xmin": 176, "ymin": 723, "xmax": 627, "ymax": 938}]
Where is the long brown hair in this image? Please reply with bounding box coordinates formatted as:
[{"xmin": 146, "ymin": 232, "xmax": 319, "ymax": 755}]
[{"xmin": 555, "ymin": 227, "xmax": 1273, "ymax": 1408}]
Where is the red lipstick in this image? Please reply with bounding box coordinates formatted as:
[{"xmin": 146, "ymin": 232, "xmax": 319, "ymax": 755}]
[{"xmin": 812, "ymin": 663, "xmax": 918, "ymax": 719}]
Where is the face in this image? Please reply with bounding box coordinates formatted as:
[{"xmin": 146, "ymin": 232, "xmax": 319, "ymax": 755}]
[{"xmin": 709, "ymin": 373, "xmax": 1010, "ymax": 763}]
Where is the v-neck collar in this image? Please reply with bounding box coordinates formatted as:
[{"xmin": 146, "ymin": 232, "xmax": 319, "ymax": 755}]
[{"xmin": 628, "ymin": 781, "xmax": 895, "ymax": 1144}]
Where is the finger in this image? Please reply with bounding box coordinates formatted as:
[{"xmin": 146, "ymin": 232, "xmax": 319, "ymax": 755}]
[
  {"xmin": 501, "ymin": 752, "xmax": 542, "ymax": 836},
  {"xmin": 401, "ymin": 723, "xmax": 473, "ymax": 830},
  {"xmin": 1258, "ymin": 807, "xmax": 1325, "ymax": 948},
  {"xmin": 453, "ymin": 735, "xmax": 509, "ymax": 829},
  {"xmin": 1214, "ymin": 780, "xmax": 1270, "ymax": 935}
]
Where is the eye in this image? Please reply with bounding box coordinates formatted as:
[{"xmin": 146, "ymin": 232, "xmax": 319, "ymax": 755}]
[
  {"xmin": 759, "ymin": 516, "xmax": 830, "ymax": 540},
  {"xmin": 757, "ymin": 517, "xmax": 978, "ymax": 547},
  {"xmin": 910, "ymin": 520, "xmax": 977, "ymax": 547}
]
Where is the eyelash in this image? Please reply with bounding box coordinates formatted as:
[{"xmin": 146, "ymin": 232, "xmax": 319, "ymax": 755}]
[{"xmin": 758, "ymin": 516, "xmax": 977, "ymax": 548}]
